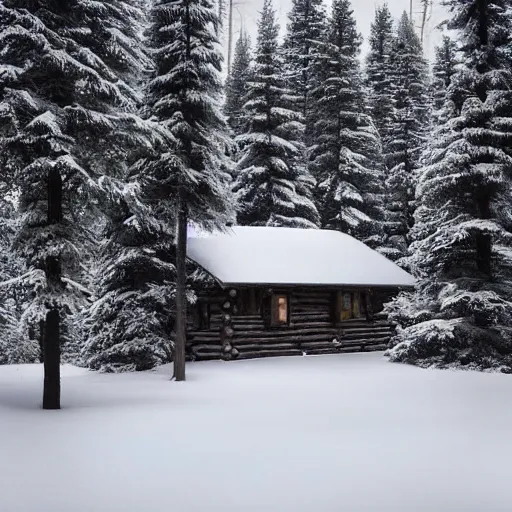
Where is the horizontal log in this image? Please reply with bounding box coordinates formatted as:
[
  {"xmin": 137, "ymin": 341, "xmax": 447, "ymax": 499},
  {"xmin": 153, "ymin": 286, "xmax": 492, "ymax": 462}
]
[
  {"xmin": 190, "ymin": 353, "xmax": 222, "ymax": 361},
  {"xmin": 191, "ymin": 343, "xmax": 388, "ymax": 361},
  {"xmin": 297, "ymin": 341, "xmax": 343, "ymax": 350},
  {"xmin": 228, "ymin": 315, "xmax": 261, "ymax": 320},
  {"xmin": 233, "ymin": 327, "xmax": 339, "ymax": 338},
  {"xmin": 233, "ymin": 333, "xmax": 338, "ymax": 344},
  {"xmin": 191, "ymin": 343, "xmax": 222, "ymax": 352},
  {"xmin": 338, "ymin": 320, "xmax": 393, "ymax": 327},
  {"xmin": 340, "ymin": 330, "xmax": 393, "ymax": 340},
  {"xmin": 303, "ymin": 347, "xmax": 361, "ymax": 355},
  {"xmin": 291, "ymin": 322, "xmax": 335, "ymax": 328},
  {"xmin": 189, "ymin": 330, "xmax": 220, "ymax": 337},
  {"xmin": 234, "ymin": 342, "xmax": 299, "ymax": 351},
  {"xmin": 340, "ymin": 326, "xmax": 393, "ymax": 334},
  {"xmin": 291, "ymin": 309, "xmax": 331, "ymax": 315},
  {"xmin": 230, "ymin": 324, "xmax": 265, "ymax": 330},
  {"xmin": 337, "ymin": 338, "xmax": 391, "ymax": 347},
  {"xmin": 235, "ymin": 349, "xmax": 304, "ymax": 360},
  {"xmin": 189, "ymin": 334, "xmax": 391, "ymax": 347},
  {"xmin": 291, "ymin": 309, "xmax": 331, "ymax": 320}
]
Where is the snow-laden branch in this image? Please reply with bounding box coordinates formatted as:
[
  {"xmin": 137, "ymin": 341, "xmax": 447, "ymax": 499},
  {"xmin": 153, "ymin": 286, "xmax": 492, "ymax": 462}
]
[
  {"xmin": 61, "ymin": 277, "xmax": 93, "ymax": 296},
  {"xmin": 0, "ymin": 269, "xmax": 40, "ymax": 288}
]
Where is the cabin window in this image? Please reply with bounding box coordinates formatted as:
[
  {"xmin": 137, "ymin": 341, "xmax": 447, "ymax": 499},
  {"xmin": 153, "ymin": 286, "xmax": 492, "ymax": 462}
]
[
  {"xmin": 271, "ymin": 294, "xmax": 289, "ymax": 326},
  {"xmin": 194, "ymin": 301, "xmax": 211, "ymax": 330},
  {"xmin": 238, "ymin": 289, "xmax": 262, "ymax": 315},
  {"xmin": 335, "ymin": 291, "xmax": 364, "ymax": 322}
]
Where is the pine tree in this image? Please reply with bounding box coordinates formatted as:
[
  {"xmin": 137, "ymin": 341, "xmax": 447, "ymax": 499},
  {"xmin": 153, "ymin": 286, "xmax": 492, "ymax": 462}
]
[
  {"xmin": 225, "ymin": 31, "xmax": 252, "ymax": 135},
  {"xmin": 0, "ymin": 200, "xmax": 39, "ymax": 365},
  {"xmin": 308, "ymin": 0, "xmax": 385, "ymax": 242},
  {"xmin": 384, "ymin": 11, "xmax": 430, "ymax": 261},
  {"xmin": 365, "ymin": 4, "xmax": 394, "ymax": 144},
  {"xmin": 234, "ymin": 0, "xmax": 319, "ymax": 228},
  {"xmin": 0, "ymin": 0, "xmax": 150, "ymax": 400},
  {"xmin": 282, "ymin": 0, "xmax": 326, "ymax": 144},
  {"xmin": 145, "ymin": 0, "xmax": 232, "ymax": 379},
  {"xmin": 386, "ymin": 0, "xmax": 512, "ymax": 371},
  {"xmin": 431, "ymin": 35, "xmax": 459, "ymax": 122}
]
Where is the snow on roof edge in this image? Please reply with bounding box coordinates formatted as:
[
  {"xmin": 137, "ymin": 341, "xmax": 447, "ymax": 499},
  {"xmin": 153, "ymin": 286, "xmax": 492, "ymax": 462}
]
[{"xmin": 187, "ymin": 226, "xmax": 416, "ymax": 288}]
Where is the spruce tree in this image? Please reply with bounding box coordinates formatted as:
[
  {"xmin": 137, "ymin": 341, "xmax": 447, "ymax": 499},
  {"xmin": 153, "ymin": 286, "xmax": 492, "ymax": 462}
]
[
  {"xmin": 431, "ymin": 35, "xmax": 459, "ymax": 122},
  {"xmin": 0, "ymin": 0, "xmax": 150, "ymax": 399},
  {"xmin": 387, "ymin": 0, "xmax": 512, "ymax": 371},
  {"xmin": 282, "ymin": 0, "xmax": 326, "ymax": 144},
  {"xmin": 308, "ymin": 0, "xmax": 386, "ymax": 242},
  {"xmin": 365, "ymin": 4, "xmax": 394, "ymax": 145},
  {"xmin": 384, "ymin": 11, "xmax": 429, "ymax": 261},
  {"xmin": 225, "ymin": 32, "xmax": 252, "ymax": 135},
  {"xmin": 234, "ymin": 0, "xmax": 319, "ymax": 228},
  {"xmin": 146, "ymin": 0, "xmax": 232, "ymax": 380},
  {"xmin": 0, "ymin": 201, "xmax": 39, "ymax": 365},
  {"xmin": 83, "ymin": 0, "xmax": 233, "ymax": 376}
]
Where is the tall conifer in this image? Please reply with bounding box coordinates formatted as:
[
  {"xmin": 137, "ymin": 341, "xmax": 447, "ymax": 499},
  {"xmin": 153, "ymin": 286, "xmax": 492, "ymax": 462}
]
[
  {"xmin": 225, "ymin": 32, "xmax": 252, "ymax": 135},
  {"xmin": 309, "ymin": 0, "xmax": 386, "ymax": 243},
  {"xmin": 387, "ymin": 0, "xmax": 512, "ymax": 371},
  {"xmin": 384, "ymin": 11, "xmax": 429, "ymax": 260},
  {"xmin": 0, "ymin": 0, "xmax": 148, "ymax": 403},
  {"xmin": 234, "ymin": 0, "xmax": 319, "ymax": 228}
]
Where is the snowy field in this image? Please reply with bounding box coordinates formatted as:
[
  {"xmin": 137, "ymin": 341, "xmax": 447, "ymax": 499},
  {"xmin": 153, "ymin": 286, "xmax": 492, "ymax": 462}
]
[{"xmin": 1, "ymin": 353, "xmax": 512, "ymax": 512}]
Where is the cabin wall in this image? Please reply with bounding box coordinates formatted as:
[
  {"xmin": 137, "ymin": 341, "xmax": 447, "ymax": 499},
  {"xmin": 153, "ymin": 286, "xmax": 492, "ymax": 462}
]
[{"xmin": 187, "ymin": 286, "xmax": 396, "ymax": 361}]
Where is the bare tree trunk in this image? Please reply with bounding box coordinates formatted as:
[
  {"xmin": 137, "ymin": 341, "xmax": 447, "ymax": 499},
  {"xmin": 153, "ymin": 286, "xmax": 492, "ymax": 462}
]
[
  {"xmin": 38, "ymin": 319, "xmax": 45, "ymax": 363},
  {"xmin": 173, "ymin": 187, "xmax": 188, "ymax": 381},
  {"xmin": 43, "ymin": 309, "xmax": 60, "ymax": 409},
  {"xmin": 227, "ymin": 0, "xmax": 234, "ymax": 74},
  {"xmin": 42, "ymin": 167, "xmax": 62, "ymax": 410}
]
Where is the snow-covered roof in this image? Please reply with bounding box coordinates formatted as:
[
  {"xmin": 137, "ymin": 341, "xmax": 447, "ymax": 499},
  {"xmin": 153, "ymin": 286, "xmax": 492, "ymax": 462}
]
[{"xmin": 187, "ymin": 226, "xmax": 415, "ymax": 288}]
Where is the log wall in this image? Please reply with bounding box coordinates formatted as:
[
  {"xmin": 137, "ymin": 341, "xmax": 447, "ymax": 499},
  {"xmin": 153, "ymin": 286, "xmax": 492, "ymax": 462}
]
[{"xmin": 187, "ymin": 287, "xmax": 395, "ymax": 361}]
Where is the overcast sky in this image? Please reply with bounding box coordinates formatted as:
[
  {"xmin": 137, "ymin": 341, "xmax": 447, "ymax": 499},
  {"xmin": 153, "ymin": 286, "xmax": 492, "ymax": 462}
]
[{"xmin": 222, "ymin": 0, "xmax": 448, "ymax": 64}]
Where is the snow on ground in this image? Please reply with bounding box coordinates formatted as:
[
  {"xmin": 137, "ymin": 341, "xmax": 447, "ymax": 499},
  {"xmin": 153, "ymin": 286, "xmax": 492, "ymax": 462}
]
[{"xmin": 1, "ymin": 353, "xmax": 512, "ymax": 512}]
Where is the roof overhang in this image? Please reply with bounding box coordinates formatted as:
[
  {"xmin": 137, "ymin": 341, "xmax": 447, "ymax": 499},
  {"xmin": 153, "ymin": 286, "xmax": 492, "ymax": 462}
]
[{"xmin": 187, "ymin": 226, "xmax": 416, "ymax": 289}]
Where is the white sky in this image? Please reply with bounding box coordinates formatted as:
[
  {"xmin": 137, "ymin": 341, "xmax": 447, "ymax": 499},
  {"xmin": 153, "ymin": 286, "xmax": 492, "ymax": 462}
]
[{"xmin": 222, "ymin": 0, "xmax": 448, "ymax": 64}]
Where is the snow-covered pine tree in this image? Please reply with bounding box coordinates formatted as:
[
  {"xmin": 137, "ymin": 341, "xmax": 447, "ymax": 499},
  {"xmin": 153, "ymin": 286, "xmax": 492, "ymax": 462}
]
[
  {"xmin": 308, "ymin": 0, "xmax": 386, "ymax": 243},
  {"xmin": 384, "ymin": 11, "xmax": 430, "ymax": 261},
  {"xmin": 225, "ymin": 31, "xmax": 252, "ymax": 135},
  {"xmin": 77, "ymin": 3, "xmax": 184, "ymax": 374},
  {"xmin": 431, "ymin": 35, "xmax": 459, "ymax": 123},
  {"xmin": 0, "ymin": 198, "xmax": 39, "ymax": 365},
  {"xmin": 145, "ymin": 0, "xmax": 232, "ymax": 380},
  {"xmin": 365, "ymin": 4, "xmax": 394, "ymax": 145},
  {"xmin": 0, "ymin": 0, "xmax": 150, "ymax": 400},
  {"xmin": 386, "ymin": 0, "xmax": 512, "ymax": 371},
  {"xmin": 234, "ymin": 0, "xmax": 319, "ymax": 228},
  {"xmin": 282, "ymin": 0, "xmax": 326, "ymax": 145}
]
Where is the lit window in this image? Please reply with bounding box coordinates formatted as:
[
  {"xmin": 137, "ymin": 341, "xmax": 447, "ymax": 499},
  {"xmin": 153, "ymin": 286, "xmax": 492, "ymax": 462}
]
[
  {"xmin": 271, "ymin": 294, "xmax": 289, "ymax": 326},
  {"xmin": 278, "ymin": 296, "xmax": 288, "ymax": 323}
]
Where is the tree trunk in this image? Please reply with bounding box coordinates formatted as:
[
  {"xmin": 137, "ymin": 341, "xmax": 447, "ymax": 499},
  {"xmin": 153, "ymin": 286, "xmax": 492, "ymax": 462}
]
[
  {"xmin": 43, "ymin": 309, "xmax": 60, "ymax": 409},
  {"xmin": 173, "ymin": 187, "xmax": 188, "ymax": 381},
  {"xmin": 38, "ymin": 319, "xmax": 45, "ymax": 363},
  {"xmin": 43, "ymin": 167, "xmax": 63, "ymax": 410}
]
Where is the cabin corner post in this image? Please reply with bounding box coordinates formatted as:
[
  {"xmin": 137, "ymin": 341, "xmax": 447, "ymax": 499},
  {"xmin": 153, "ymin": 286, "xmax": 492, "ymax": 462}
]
[{"xmin": 220, "ymin": 288, "xmax": 237, "ymax": 360}]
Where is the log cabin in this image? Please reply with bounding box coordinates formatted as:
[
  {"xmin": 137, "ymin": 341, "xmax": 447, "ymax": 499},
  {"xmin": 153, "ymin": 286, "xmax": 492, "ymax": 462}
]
[{"xmin": 186, "ymin": 226, "xmax": 415, "ymax": 361}]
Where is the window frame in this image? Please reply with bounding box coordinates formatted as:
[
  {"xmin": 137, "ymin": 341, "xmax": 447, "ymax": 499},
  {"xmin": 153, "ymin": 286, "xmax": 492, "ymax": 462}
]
[
  {"xmin": 270, "ymin": 293, "xmax": 290, "ymax": 327},
  {"xmin": 334, "ymin": 290, "xmax": 366, "ymax": 323}
]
